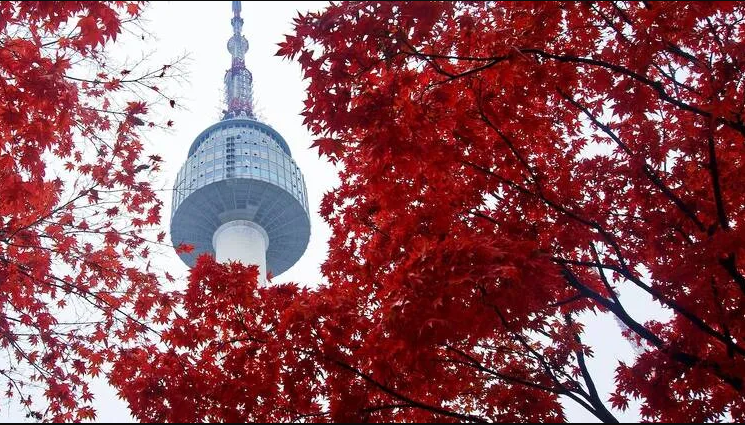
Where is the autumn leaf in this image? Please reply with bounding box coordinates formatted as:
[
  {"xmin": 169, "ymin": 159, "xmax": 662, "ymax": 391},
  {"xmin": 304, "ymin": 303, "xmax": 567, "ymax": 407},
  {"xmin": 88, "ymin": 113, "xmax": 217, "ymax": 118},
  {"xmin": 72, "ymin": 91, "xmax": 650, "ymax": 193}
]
[{"xmin": 175, "ymin": 243, "xmax": 195, "ymax": 254}]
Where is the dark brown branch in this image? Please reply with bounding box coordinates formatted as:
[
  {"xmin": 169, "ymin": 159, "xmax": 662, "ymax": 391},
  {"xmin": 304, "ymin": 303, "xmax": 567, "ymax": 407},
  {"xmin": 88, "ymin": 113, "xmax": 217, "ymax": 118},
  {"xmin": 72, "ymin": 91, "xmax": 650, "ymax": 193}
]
[
  {"xmin": 560, "ymin": 266, "xmax": 664, "ymax": 346},
  {"xmin": 361, "ymin": 403, "xmax": 413, "ymax": 414},
  {"xmin": 565, "ymin": 314, "xmax": 619, "ymax": 423},
  {"xmin": 553, "ymin": 255, "xmax": 745, "ymax": 357},
  {"xmin": 720, "ymin": 254, "xmax": 745, "ymax": 295},
  {"xmin": 327, "ymin": 356, "xmax": 491, "ymax": 423},
  {"xmin": 709, "ymin": 277, "xmax": 735, "ymax": 358},
  {"xmin": 444, "ymin": 345, "xmax": 560, "ymax": 395},
  {"xmin": 520, "ymin": 49, "xmax": 745, "ymax": 136},
  {"xmin": 590, "ymin": 243, "xmax": 620, "ymax": 304},
  {"xmin": 475, "ymin": 286, "xmax": 609, "ymax": 422},
  {"xmin": 561, "ymin": 265, "xmax": 743, "ymax": 391},
  {"xmin": 464, "ymin": 158, "xmax": 745, "ymax": 357},
  {"xmin": 548, "ymin": 294, "xmax": 585, "ymax": 308},
  {"xmin": 707, "ymin": 134, "xmax": 729, "ymax": 231},
  {"xmin": 558, "ymin": 89, "xmax": 707, "ymax": 233}
]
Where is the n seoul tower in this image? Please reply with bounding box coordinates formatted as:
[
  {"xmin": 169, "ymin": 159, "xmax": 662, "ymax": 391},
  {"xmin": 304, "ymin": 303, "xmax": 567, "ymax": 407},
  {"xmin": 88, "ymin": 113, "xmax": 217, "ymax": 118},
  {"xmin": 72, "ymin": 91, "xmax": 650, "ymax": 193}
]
[{"xmin": 170, "ymin": 1, "xmax": 310, "ymax": 281}]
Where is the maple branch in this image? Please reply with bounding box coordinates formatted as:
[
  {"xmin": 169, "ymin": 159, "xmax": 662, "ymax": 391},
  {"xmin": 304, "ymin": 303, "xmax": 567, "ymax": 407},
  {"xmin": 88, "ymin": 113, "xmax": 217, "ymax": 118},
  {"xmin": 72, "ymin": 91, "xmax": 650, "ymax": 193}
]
[
  {"xmin": 444, "ymin": 345, "xmax": 562, "ymax": 395},
  {"xmin": 702, "ymin": 130, "xmax": 745, "ymax": 295},
  {"xmin": 292, "ymin": 404, "xmax": 415, "ymax": 422},
  {"xmin": 720, "ymin": 254, "xmax": 745, "ymax": 296},
  {"xmin": 465, "ymin": 157, "xmax": 745, "ymax": 358},
  {"xmin": 555, "ymin": 255, "xmax": 745, "ymax": 358},
  {"xmin": 708, "ymin": 277, "xmax": 735, "ymax": 358},
  {"xmin": 548, "ymin": 294, "xmax": 585, "ymax": 308},
  {"xmin": 463, "ymin": 158, "xmax": 635, "ymax": 278},
  {"xmin": 520, "ymin": 49, "xmax": 745, "ymax": 137},
  {"xmin": 652, "ymin": 62, "xmax": 699, "ymax": 95},
  {"xmin": 672, "ymin": 225, "xmax": 695, "ymax": 244},
  {"xmin": 397, "ymin": 36, "xmax": 508, "ymax": 87},
  {"xmin": 325, "ymin": 356, "xmax": 491, "ymax": 423},
  {"xmin": 474, "ymin": 99, "xmax": 539, "ymax": 185},
  {"xmin": 462, "ymin": 160, "xmax": 591, "ymax": 225},
  {"xmin": 361, "ymin": 403, "xmax": 414, "ymax": 415},
  {"xmin": 560, "ymin": 265, "xmax": 662, "ymax": 345},
  {"xmin": 564, "ymin": 314, "xmax": 619, "ymax": 424},
  {"xmin": 589, "ymin": 3, "xmax": 633, "ymax": 44},
  {"xmin": 589, "ymin": 243, "xmax": 620, "ymax": 304},
  {"xmin": 435, "ymin": 57, "xmax": 506, "ymax": 85},
  {"xmin": 0, "ymin": 369, "xmax": 40, "ymax": 420},
  {"xmin": 290, "ymin": 411, "xmax": 331, "ymax": 422},
  {"xmin": 707, "ymin": 133, "xmax": 729, "ymax": 232},
  {"xmin": 65, "ymin": 62, "xmax": 179, "ymax": 85},
  {"xmin": 395, "ymin": 38, "xmax": 745, "ymax": 139},
  {"xmin": 397, "ymin": 49, "xmax": 500, "ymax": 63},
  {"xmin": 2, "ymin": 185, "xmax": 96, "ymax": 243},
  {"xmin": 5, "ymin": 259, "xmax": 160, "ymax": 338},
  {"xmin": 705, "ymin": 17, "xmax": 743, "ymax": 75},
  {"xmin": 558, "ymin": 89, "xmax": 707, "ymax": 233},
  {"xmin": 396, "ymin": 35, "xmax": 454, "ymax": 78},
  {"xmin": 610, "ymin": 2, "xmax": 702, "ymax": 67},
  {"xmin": 562, "ymin": 265, "xmax": 744, "ymax": 391},
  {"xmin": 474, "ymin": 286, "xmax": 612, "ymax": 421}
]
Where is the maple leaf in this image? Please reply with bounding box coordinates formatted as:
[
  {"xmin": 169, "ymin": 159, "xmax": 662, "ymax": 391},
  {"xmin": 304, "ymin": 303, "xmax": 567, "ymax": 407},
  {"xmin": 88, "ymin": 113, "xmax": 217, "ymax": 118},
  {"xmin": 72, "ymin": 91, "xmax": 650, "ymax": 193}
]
[
  {"xmin": 77, "ymin": 16, "xmax": 105, "ymax": 48},
  {"xmin": 105, "ymin": 206, "xmax": 119, "ymax": 217},
  {"xmin": 310, "ymin": 137, "xmax": 344, "ymax": 162},
  {"xmin": 175, "ymin": 243, "xmax": 194, "ymax": 254},
  {"xmin": 126, "ymin": 3, "xmax": 140, "ymax": 17},
  {"xmin": 125, "ymin": 101, "xmax": 148, "ymax": 115},
  {"xmin": 609, "ymin": 392, "xmax": 630, "ymax": 411},
  {"xmin": 103, "ymin": 79, "xmax": 121, "ymax": 90}
]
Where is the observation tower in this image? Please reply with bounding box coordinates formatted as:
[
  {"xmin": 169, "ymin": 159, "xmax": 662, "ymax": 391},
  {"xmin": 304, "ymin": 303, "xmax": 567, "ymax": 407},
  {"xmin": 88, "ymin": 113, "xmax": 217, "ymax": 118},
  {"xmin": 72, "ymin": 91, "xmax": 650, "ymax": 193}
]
[{"xmin": 170, "ymin": 1, "xmax": 310, "ymax": 281}]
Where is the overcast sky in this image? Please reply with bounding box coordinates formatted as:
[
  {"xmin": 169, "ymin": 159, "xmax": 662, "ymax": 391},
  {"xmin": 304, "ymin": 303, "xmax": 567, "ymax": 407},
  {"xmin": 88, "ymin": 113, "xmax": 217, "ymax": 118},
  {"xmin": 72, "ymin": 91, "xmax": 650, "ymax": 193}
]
[{"xmin": 5, "ymin": 1, "xmax": 664, "ymax": 422}]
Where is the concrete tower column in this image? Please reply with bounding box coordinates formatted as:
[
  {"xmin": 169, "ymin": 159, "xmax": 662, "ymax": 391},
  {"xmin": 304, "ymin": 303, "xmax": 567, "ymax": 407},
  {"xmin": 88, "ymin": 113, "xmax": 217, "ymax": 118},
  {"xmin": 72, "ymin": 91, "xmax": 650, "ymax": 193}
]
[{"xmin": 212, "ymin": 220, "xmax": 269, "ymax": 283}]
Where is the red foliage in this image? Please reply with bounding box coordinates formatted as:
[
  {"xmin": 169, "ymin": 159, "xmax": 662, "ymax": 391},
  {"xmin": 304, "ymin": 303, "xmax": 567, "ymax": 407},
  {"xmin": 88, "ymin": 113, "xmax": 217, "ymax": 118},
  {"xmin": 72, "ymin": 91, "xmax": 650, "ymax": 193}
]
[{"xmin": 112, "ymin": 1, "xmax": 745, "ymax": 423}]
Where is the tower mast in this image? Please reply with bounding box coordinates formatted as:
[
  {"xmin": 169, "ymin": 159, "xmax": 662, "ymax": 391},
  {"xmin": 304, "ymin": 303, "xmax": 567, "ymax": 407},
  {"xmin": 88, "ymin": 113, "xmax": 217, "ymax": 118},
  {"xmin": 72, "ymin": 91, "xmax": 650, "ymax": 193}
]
[{"xmin": 224, "ymin": 0, "xmax": 254, "ymax": 119}]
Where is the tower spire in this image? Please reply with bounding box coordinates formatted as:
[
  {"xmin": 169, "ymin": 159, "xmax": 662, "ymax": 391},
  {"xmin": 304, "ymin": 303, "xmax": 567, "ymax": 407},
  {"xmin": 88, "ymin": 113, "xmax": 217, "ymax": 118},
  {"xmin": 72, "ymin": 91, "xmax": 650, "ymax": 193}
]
[{"xmin": 223, "ymin": 0, "xmax": 254, "ymax": 120}]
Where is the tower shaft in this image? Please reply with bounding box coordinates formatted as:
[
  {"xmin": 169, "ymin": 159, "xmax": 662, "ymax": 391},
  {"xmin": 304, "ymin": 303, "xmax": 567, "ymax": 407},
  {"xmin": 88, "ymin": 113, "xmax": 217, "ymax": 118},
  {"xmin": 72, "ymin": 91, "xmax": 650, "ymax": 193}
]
[{"xmin": 213, "ymin": 220, "xmax": 268, "ymax": 283}]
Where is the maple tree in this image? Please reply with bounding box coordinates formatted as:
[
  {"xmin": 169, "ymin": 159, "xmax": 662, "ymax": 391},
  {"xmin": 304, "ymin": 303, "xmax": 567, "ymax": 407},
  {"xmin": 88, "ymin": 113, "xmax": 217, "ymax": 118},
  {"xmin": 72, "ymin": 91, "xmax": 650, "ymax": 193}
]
[
  {"xmin": 110, "ymin": 1, "xmax": 745, "ymax": 423},
  {"xmin": 0, "ymin": 1, "xmax": 179, "ymax": 421}
]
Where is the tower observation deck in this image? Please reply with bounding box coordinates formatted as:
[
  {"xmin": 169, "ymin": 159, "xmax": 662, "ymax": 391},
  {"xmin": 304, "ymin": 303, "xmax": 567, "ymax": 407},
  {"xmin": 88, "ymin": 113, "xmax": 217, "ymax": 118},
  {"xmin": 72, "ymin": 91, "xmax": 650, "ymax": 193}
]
[{"xmin": 170, "ymin": 1, "xmax": 310, "ymax": 280}]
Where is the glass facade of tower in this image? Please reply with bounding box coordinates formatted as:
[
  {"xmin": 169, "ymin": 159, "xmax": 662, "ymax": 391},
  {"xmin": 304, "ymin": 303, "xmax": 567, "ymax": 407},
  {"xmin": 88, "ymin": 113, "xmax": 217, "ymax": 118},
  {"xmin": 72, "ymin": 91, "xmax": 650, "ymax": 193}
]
[{"xmin": 172, "ymin": 119, "xmax": 309, "ymax": 217}]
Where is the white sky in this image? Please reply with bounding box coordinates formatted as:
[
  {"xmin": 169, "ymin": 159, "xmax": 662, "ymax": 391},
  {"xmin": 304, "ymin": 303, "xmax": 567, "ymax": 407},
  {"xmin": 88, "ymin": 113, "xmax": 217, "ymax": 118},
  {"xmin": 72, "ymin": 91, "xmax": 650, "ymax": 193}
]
[{"xmin": 4, "ymin": 1, "xmax": 665, "ymax": 422}]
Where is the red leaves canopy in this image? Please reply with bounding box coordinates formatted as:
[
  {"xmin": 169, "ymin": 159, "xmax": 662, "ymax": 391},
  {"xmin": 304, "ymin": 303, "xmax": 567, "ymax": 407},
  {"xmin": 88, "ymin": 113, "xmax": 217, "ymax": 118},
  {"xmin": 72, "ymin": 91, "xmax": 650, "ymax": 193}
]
[{"xmin": 111, "ymin": 1, "xmax": 745, "ymax": 423}]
